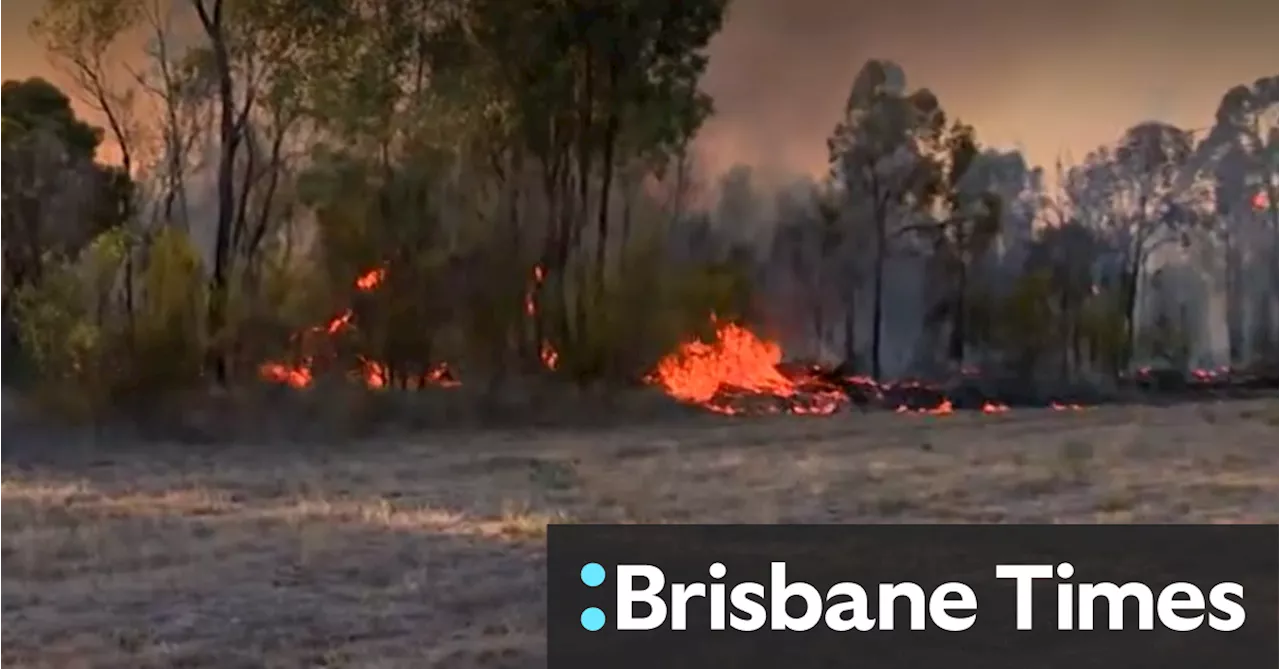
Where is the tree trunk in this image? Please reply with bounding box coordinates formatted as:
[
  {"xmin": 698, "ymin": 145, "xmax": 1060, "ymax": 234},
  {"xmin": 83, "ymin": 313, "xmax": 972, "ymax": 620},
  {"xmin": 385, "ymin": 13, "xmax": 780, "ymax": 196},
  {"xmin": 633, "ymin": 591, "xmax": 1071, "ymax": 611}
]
[
  {"xmin": 1122, "ymin": 252, "xmax": 1142, "ymax": 372},
  {"xmin": 948, "ymin": 251, "xmax": 967, "ymax": 366},
  {"xmin": 1058, "ymin": 287, "xmax": 1071, "ymax": 380},
  {"xmin": 194, "ymin": 0, "xmax": 236, "ymax": 387},
  {"xmin": 870, "ymin": 182, "xmax": 887, "ymax": 381},
  {"xmin": 595, "ymin": 105, "xmax": 619, "ymax": 302},
  {"xmin": 1265, "ymin": 176, "xmax": 1278, "ymax": 355},
  {"xmin": 842, "ymin": 304, "xmax": 855, "ymax": 367},
  {"xmin": 571, "ymin": 45, "xmax": 595, "ymax": 347},
  {"xmin": 1224, "ymin": 234, "xmax": 1244, "ymax": 365},
  {"xmin": 952, "ymin": 226, "xmax": 967, "ymax": 365},
  {"xmin": 620, "ymin": 178, "xmax": 634, "ymax": 263}
]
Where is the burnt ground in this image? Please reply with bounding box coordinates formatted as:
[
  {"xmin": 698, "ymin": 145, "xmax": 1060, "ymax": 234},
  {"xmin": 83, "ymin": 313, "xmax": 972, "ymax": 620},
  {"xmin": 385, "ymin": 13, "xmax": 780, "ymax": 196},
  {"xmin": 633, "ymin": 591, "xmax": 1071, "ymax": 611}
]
[{"xmin": 2, "ymin": 397, "xmax": 1278, "ymax": 668}]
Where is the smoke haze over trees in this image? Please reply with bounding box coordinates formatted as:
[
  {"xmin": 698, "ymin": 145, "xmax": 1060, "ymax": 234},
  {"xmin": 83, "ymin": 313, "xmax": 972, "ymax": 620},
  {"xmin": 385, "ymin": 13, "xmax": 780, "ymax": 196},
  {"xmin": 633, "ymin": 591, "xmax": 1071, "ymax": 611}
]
[{"xmin": 2, "ymin": 0, "xmax": 1275, "ymax": 419}]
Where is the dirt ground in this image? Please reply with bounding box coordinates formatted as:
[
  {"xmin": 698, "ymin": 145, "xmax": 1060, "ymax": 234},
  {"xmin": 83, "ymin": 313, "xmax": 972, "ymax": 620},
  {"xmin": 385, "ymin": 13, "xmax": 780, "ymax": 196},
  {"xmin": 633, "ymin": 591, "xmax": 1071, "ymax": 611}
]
[{"xmin": 3, "ymin": 398, "xmax": 1277, "ymax": 668}]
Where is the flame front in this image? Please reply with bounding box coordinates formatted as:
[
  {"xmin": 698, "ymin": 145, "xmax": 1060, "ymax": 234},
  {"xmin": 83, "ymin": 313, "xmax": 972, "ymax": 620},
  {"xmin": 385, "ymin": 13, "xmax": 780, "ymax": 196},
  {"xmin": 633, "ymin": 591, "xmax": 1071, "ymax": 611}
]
[
  {"xmin": 646, "ymin": 318, "xmax": 1098, "ymax": 416},
  {"xmin": 647, "ymin": 319, "xmax": 847, "ymax": 415},
  {"xmin": 262, "ymin": 274, "xmax": 1100, "ymax": 417}
]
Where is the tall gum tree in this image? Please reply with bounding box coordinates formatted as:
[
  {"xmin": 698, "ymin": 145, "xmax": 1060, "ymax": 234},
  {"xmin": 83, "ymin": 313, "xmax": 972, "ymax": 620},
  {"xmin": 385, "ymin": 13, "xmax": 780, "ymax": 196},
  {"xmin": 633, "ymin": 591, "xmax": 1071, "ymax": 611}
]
[{"xmin": 827, "ymin": 60, "xmax": 945, "ymax": 380}]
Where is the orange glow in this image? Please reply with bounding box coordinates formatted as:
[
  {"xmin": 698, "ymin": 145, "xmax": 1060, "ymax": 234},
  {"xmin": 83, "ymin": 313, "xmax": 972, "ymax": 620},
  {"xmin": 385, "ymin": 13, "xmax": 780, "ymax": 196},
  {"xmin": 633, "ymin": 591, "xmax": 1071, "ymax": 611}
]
[
  {"xmin": 540, "ymin": 342, "xmax": 559, "ymax": 370},
  {"xmin": 260, "ymin": 362, "xmax": 313, "ymax": 389},
  {"xmin": 260, "ymin": 270, "xmax": 1097, "ymax": 417},
  {"xmin": 1253, "ymin": 191, "xmax": 1269, "ymax": 210},
  {"xmin": 355, "ymin": 268, "xmax": 386, "ymax": 291},
  {"xmin": 524, "ymin": 264, "xmax": 559, "ymax": 370},
  {"xmin": 258, "ymin": 266, "xmax": 459, "ymax": 391},
  {"xmin": 646, "ymin": 318, "xmax": 846, "ymax": 415},
  {"xmin": 894, "ymin": 398, "xmax": 957, "ymax": 416}
]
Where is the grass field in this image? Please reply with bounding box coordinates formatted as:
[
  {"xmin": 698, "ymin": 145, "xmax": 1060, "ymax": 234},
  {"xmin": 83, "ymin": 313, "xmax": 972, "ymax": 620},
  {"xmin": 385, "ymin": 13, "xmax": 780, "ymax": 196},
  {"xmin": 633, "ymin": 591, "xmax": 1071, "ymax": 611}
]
[{"xmin": 3, "ymin": 398, "xmax": 1277, "ymax": 668}]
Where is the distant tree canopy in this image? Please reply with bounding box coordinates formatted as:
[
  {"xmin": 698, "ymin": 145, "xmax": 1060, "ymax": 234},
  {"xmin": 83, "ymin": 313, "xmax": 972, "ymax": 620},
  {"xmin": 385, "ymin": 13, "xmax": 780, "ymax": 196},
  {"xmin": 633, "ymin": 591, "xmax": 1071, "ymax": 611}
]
[
  {"xmin": 2, "ymin": 77, "xmax": 133, "ymax": 293},
  {"xmin": 2, "ymin": 77, "xmax": 102, "ymax": 158}
]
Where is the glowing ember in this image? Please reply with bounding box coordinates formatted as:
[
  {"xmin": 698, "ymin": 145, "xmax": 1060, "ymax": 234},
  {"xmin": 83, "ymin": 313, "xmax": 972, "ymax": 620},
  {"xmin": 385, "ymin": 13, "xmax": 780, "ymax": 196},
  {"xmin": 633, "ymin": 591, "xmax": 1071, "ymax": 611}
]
[
  {"xmin": 901, "ymin": 401, "xmax": 952, "ymax": 417},
  {"xmin": 523, "ymin": 265, "xmax": 560, "ymax": 370},
  {"xmin": 981, "ymin": 401, "xmax": 1010, "ymax": 414},
  {"xmin": 540, "ymin": 342, "xmax": 559, "ymax": 370},
  {"xmin": 524, "ymin": 266, "xmax": 542, "ymax": 316},
  {"xmin": 1253, "ymin": 191, "xmax": 1269, "ymax": 210},
  {"xmin": 260, "ymin": 361, "xmax": 312, "ymax": 389},
  {"xmin": 359, "ymin": 358, "xmax": 460, "ymax": 389},
  {"xmin": 355, "ymin": 268, "xmax": 386, "ymax": 291}
]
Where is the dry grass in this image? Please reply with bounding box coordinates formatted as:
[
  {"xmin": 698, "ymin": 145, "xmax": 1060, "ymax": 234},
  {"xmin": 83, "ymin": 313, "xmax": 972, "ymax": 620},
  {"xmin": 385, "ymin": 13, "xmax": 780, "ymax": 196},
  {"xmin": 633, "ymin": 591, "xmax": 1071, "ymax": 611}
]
[{"xmin": 3, "ymin": 398, "xmax": 1277, "ymax": 668}]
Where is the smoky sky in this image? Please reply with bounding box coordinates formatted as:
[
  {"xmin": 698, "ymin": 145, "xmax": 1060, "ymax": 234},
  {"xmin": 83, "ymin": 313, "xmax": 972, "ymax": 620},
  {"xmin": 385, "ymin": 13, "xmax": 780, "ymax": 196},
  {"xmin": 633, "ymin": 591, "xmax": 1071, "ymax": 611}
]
[
  {"xmin": 697, "ymin": 0, "xmax": 1277, "ymax": 182},
  {"xmin": 4, "ymin": 0, "xmax": 1276, "ymax": 181}
]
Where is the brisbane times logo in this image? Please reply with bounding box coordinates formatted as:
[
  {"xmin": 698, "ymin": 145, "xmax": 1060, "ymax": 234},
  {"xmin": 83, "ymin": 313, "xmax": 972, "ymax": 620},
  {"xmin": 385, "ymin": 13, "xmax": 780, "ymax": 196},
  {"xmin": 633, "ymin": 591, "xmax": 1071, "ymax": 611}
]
[
  {"xmin": 548, "ymin": 526, "xmax": 1275, "ymax": 669},
  {"xmin": 572, "ymin": 561, "xmax": 1247, "ymax": 633}
]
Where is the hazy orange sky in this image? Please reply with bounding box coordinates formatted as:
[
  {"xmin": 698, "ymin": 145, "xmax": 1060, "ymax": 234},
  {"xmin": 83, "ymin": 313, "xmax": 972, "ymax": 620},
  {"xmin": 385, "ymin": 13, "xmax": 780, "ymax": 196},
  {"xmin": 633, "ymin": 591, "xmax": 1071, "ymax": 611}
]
[{"xmin": 4, "ymin": 0, "xmax": 1277, "ymax": 183}]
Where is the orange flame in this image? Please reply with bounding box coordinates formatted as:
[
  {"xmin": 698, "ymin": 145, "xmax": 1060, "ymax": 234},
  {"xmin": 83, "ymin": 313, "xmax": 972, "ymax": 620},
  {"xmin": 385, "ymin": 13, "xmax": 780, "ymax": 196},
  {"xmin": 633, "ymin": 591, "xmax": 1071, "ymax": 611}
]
[
  {"xmin": 647, "ymin": 318, "xmax": 846, "ymax": 415},
  {"xmin": 260, "ymin": 361, "xmax": 312, "ymax": 389},
  {"xmin": 263, "ymin": 269, "xmax": 1096, "ymax": 417},
  {"xmin": 540, "ymin": 342, "xmax": 559, "ymax": 370},
  {"xmin": 896, "ymin": 399, "xmax": 957, "ymax": 414},
  {"xmin": 355, "ymin": 268, "xmax": 386, "ymax": 291},
  {"xmin": 524, "ymin": 264, "xmax": 559, "ymax": 371},
  {"xmin": 259, "ymin": 266, "xmax": 459, "ymax": 391}
]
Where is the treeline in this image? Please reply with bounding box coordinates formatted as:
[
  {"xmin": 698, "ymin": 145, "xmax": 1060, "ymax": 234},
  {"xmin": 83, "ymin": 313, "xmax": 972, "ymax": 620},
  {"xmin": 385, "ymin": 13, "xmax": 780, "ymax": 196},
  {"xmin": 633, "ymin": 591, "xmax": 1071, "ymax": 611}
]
[
  {"xmin": 2, "ymin": 0, "xmax": 1276, "ymax": 419},
  {"xmin": 762, "ymin": 62, "xmax": 1277, "ymax": 382}
]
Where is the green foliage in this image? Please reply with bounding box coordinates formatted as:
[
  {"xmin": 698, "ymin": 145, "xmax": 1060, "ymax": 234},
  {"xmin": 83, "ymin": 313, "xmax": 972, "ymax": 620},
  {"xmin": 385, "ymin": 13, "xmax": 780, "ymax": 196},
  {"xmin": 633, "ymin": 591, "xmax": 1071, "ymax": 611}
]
[
  {"xmin": 356, "ymin": 251, "xmax": 455, "ymax": 379},
  {"xmin": 6, "ymin": 226, "xmax": 207, "ymax": 417},
  {"xmin": 1, "ymin": 78, "xmax": 103, "ymax": 158},
  {"xmin": 979, "ymin": 269, "xmax": 1132, "ymax": 378},
  {"xmin": 127, "ymin": 227, "xmax": 207, "ymax": 393},
  {"xmin": 989, "ymin": 270, "xmax": 1059, "ymax": 374},
  {"xmin": 6, "ymin": 236, "xmax": 128, "ymax": 418},
  {"xmin": 8, "ymin": 258, "xmax": 107, "ymax": 416},
  {"xmin": 555, "ymin": 234, "xmax": 752, "ymax": 382},
  {"xmin": 1077, "ymin": 293, "xmax": 1129, "ymax": 373}
]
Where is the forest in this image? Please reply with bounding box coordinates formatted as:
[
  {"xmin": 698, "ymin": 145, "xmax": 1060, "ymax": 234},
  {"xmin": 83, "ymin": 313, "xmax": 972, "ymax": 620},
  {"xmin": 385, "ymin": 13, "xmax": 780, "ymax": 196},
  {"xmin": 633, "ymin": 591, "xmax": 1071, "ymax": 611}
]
[{"xmin": 3, "ymin": 0, "xmax": 1277, "ymax": 421}]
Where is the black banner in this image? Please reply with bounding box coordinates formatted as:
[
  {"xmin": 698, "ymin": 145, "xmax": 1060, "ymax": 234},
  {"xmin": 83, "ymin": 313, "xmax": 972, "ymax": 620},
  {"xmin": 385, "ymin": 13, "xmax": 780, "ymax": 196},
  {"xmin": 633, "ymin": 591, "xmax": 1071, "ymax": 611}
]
[{"xmin": 547, "ymin": 524, "xmax": 1277, "ymax": 668}]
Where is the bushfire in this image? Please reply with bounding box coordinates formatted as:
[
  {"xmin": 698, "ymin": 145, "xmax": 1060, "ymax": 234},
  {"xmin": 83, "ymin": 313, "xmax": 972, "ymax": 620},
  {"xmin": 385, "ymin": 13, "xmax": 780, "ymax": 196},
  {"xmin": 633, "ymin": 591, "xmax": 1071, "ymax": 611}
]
[
  {"xmin": 259, "ymin": 267, "xmax": 1103, "ymax": 416},
  {"xmin": 645, "ymin": 319, "xmax": 853, "ymax": 415},
  {"xmin": 258, "ymin": 267, "xmax": 458, "ymax": 390}
]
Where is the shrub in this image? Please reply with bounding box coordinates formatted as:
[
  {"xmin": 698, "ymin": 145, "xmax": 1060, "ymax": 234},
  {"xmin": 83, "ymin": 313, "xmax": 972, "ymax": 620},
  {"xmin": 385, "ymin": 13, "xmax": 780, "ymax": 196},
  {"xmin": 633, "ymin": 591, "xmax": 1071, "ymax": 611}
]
[
  {"xmin": 987, "ymin": 269, "xmax": 1058, "ymax": 376},
  {"xmin": 1077, "ymin": 292, "xmax": 1128, "ymax": 375},
  {"xmin": 122, "ymin": 226, "xmax": 207, "ymax": 396},
  {"xmin": 8, "ymin": 258, "xmax": 107, "ymax": 418},
  {"xmin": 556, "ymin": 235, "xmax": 754, "ymax": 382},
  {"xmin": 6, "ymin": 226, "xmax": 209, "ymax": 418}
]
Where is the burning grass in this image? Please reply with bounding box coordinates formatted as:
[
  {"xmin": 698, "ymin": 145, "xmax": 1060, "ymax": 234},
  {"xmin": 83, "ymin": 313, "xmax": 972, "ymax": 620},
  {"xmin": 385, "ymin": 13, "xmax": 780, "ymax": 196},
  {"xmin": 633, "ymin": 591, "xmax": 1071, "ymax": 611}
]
[
  {"xmin": 253, "ymin": 267, "xmax": 1092, "ymax": 418},
  {"xmin": 256, "ymin": 266, "xmax": 1270, "ymax": 423},
  {"xmin": 3, "ymin": 398, "xmax": 1276, "ymax": 667}
]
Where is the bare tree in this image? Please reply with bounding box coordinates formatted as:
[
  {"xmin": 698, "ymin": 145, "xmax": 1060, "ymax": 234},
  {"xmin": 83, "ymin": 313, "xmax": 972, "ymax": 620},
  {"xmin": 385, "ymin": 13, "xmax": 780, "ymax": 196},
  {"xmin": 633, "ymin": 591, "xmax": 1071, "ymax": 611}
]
[{"xmin": 191, "ymin": 0, "xmax": 241, "ymax": 384}]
